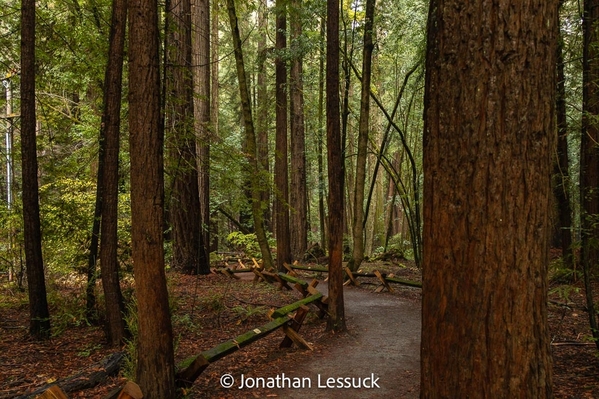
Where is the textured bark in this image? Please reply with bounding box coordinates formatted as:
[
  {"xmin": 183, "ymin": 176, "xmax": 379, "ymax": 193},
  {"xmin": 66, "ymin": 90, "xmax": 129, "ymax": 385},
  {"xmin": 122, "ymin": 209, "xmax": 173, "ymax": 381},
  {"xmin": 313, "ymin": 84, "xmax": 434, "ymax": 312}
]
[
  {"xmin": 21, "ymin": 0, "xmax": 51, "ymax": 340},
  {"xmin": 421, "ymin": 0, "xmax": 556, "ymax": 397},
  {"xmin": 581, "ymin": 0, "xmax": 599, "ymax": 348},
  {"xmin": 289, "ymin": 0, "xmax": 308, "ymax": 260},
  {"xmin": 348, "ymin": 0, "xmax": 375, "ymax": 272},
  {"xmin": 275, "ymin": 0, "xmax": 291, "ymax": 270},
  {"xmin": 167, "ymin": 0, "xmax": 202, "ymax": 274},
  {"xmin": 128, "ymin": 0, "xmax": 176, "ymax": 395},
  {"xmin": 99, "ymin": 0, "xmax": 128, "ymax": 347},
  {"xmin": 326, "ymin": 0, "xmax": 346, "ymax": 333},
  {"xmin": 192, "ymin": 0, "xmax": 211, "ymax": 274},
  {"xmin": 226, "ymin": 0, "xmax": 275, "ymax": 270}
]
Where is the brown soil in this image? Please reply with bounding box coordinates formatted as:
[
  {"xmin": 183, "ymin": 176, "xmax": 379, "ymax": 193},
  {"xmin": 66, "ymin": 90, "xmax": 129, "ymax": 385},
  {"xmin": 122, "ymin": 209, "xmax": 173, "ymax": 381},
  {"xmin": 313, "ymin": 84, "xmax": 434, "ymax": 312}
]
[{"xmin": 1, "ymin": 259, "xmax": 598, "ymax": 398}]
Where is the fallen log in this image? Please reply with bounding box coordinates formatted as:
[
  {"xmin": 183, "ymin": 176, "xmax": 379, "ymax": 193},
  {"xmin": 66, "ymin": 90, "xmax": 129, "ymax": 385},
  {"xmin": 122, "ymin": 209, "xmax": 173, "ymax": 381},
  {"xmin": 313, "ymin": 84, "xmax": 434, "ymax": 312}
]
[
  {"xmin": 385, "ymin": 276, "xmax": 422, "ymax": 288},
  {"xmin": 289, "ymin": 264, "xmax": 329, "ymax": 273},
  {"xmin": 176, "ymin": 291, "xmax": 327, "ymax": 388},
  {"xmin": 15, "ymin": 352, "xmax": 125, "ymax": 399},
  {"xmin": 175, "ymin": 315, "xmax": 293, "ymax": 387},
  {"xmin": 270, "ymin": 292, "xmax": 324, "ymax": 318}
]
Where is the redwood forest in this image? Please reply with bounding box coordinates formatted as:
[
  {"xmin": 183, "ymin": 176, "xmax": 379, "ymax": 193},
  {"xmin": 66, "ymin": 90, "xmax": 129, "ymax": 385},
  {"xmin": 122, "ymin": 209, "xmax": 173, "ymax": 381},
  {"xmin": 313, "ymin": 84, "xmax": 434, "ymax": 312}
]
[{"xmin": 0, "ymin": 0, "xmax": 598, "ymax": 398}]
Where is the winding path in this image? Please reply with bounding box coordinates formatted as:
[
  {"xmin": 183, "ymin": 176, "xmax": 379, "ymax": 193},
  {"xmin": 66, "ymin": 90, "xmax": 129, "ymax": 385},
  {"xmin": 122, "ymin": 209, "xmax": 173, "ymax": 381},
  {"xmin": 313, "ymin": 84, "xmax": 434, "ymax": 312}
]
[{"xmin": 276, "ymin": 283, "xmax": 421, "ymax": 398}]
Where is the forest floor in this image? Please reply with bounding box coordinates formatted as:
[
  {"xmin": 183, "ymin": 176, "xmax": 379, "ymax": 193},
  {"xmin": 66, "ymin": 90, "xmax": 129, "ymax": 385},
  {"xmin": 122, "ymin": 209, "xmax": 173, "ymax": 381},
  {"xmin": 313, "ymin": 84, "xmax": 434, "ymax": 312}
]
[{"xmin": 1, "ymin": 254, "xmax": 598, "ymax": 398}]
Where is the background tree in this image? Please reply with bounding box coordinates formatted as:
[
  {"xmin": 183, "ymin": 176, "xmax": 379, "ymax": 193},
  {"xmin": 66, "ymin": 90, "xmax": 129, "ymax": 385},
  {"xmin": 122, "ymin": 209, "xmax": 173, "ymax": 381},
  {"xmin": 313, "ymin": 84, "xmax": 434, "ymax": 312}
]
[
  {"xmin": 21, "ymin": 0, "xmax": 51, "ymax": 340},
  {"xmin": 274, "ymin": 0, "xmax": 291, "ymax": 270},
  {"xmin": 192, "ymin": 0, "xmax": 211, "ymax": 273},
  {"xmin": 326, "ymin": 0, "xmax": 346, "ymax": 333},
  {"xmin": 166, "ymin": 0, "xmax": 204, "ymax": 275},
  {"xmin": 256, "ymin": 0, "xmax": 271, "ymax": 229},
  {"xmin": 129, "ymin": 0, "xmax": 176, "ymax": 394},
  {"xmin": 554, "ymin": 0, "xmax": 574, "ymax": 270},
  {"xmin": 289, "ymin": 0, "xmax": 308, "ymax": 261},
  {"xmin": 226, "ymin": 0, "xmax": 275, "ymax": 270},
  {"xmin": 99, "ymin": 0, "xmax": 128, "ymax": 346},
  {"xmin": 421, "ymin": 0, "xmax": 556, "ymax": 396},
  {"xmin": 581, "ymin": 0, "xmax": 599, "ymax": 347},
  {"xmin": 348, "ymin": 0, "xmax": 375, "ymax": 272}
]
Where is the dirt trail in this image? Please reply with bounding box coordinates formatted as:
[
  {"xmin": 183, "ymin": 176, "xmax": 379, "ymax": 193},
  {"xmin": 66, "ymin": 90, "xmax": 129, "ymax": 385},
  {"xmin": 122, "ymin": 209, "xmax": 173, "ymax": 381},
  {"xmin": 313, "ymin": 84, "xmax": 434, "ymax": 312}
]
[{"xmin": 274, "ymin": 283, "xmax": 422, "ymax": 398}]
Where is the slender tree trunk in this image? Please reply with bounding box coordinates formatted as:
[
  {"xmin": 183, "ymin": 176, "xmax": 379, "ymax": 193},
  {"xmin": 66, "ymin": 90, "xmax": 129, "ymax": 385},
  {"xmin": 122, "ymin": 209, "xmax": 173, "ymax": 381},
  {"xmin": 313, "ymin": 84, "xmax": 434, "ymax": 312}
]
[
  {"xmin": 86, "ymin": 143, "xmax": 102, "ymax": 322},
  {"xmin": 100, "ymin": 0, "xmax": 128, "ymax": 346},
  {"xmin": 211, "ymin": 0, "xmax": 219, "ymax": 144},
  {"xmin": 21, "ymin": 0, "xmax": 51, "ymax": 340},
  {"xmin": 275, "ymin": 0, "xmax": 291, "ymax": 270},
  {"xmin": 257, "ymin": 0, "xmax": 271, "ymax": 229},
  {"xmin": 289, "ymin": 0, "xmax": 308, "ymax": 260},
  {"xmin": 129, "ymin": 0, "xmax": 176, "ymax": 395},
  {"xmin": 421, "ymin": 0, "xmax": 556, "ymax": 396},
  {"xmin": 348, "ymin": 0, "xmax": 375, "ymax": 272},
  {"xmin": 317, "ymin": 15, "xmax": 327, "ymax": 253},
  {"xmin": 166, "ymin": 0, "xmax": 203, "ymax": 274},
  {"xmin": 192, "ymin": 0, "xmax": 211, "ymax": 274},
  {"xmin": 326, "ymin": 0, "xmax": 346, "ymax": 333},
  {"xmin": 210, "ymin": 0, "xmax": 219, "ymax": 252},
  {"xmin": 226, "ymin": 0, "xmax": 275, "ymax": 270},
  {"xmin": 581, "ymin": 0, "xmax": 599, "ymax": 348}
]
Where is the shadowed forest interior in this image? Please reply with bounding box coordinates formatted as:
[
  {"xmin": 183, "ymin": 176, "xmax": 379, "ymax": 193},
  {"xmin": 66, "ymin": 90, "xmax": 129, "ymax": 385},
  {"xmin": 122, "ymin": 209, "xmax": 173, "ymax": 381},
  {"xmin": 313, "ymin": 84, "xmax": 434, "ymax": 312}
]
[{"xmin": 0, "ymin": 0, "xmax": 598, "ymax": 398}]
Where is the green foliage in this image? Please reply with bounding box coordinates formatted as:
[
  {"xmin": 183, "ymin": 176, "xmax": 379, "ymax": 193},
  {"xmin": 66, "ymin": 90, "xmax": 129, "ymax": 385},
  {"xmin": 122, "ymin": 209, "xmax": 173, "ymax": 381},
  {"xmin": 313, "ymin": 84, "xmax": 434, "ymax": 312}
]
[
  {"xmin": 77, "ymin": 343, "xmax": 102, "ymax": 357},
  {"xmin": 230, "ymin": 304, "xmax": 267, "ymax": 322},
  {"xmin": 549, "ymin": 257, "xmax": 581, "ymax": 285},
  {"xmin": 226, "ymin": 231, "xmax": 273, "ymax": 258},
  {"xmin": 39, "ymin": 178, "xmax": 96, "ymax": 274},
  {"xmin": 46, "ymin": 279, "xmax": 89, "ymax": 336},
  {"xmin": 199, "ymin": 293, "xmax": 226, "ymax": 312},
  {"xmin": 122, "ymin": 297, "xmax": 139, "ymax": 380},
  {"xmin": 549, "ymin": 284, "xmax": 580, "ymax": 304}
]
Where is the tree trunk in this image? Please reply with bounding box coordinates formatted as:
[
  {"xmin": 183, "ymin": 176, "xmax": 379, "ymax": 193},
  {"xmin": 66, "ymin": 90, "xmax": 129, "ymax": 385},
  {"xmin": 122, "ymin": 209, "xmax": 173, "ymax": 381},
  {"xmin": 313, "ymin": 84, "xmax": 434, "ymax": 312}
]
[
  {"xmin": 317, "ymin": 15, "xmax": 327, "ymax": 253},
  {"xmin": 86, "ymin": 134, "xmax": 102, "ymax": 322},
  {"xmin": 348, "ymin": 0, "xmax": 375, "ymax": 272},
  {"xmin": 21, "ymin": 0, "xmax": 51, "ymax": 340},
  {"xmin": 192, "ymin": 0, "xmax": 211, "ymax": 274},
  {"xmin": 128, "ymin": 0, "xmax": 176, "ymax": 395},
  {"xmin": 226, "ymin": 0, "xmax": 275, "ymax": 270},
  {"xmin": 210, "ymin": 0, "xmax": 220, "ymax": 253},
  {"xmin": 166, "ymin": 0, "xmax": 203, "ymax": 275},
  {"xmin": 256, "ymin": 0, "xmax": 271, "ymax": 229},
  {"xmin": 289, "ymin": 0, "xmax": 308, "ymax": 261},
  {"xmin": 100, "ymin": 0, "xmax": 128, "ymax": 346},
  {"xmin": 421, "ymin": 0, "xmax": 556, "ymax": 396},
  {"xmin": 275, "ymin": 0, "xmax": 291, "ymax": 270},
  {"xmin": 326, "ymin": 0, "xmax": 346, "ymax": 333},
  {"xmin": 581, "ymin": 0, "xmax": 599, "ymax": 348}
]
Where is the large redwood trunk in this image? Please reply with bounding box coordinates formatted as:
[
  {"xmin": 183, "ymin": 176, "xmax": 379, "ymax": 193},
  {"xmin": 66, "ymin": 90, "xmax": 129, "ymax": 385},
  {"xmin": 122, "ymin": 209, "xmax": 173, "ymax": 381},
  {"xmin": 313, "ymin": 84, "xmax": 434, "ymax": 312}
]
[
  {"xmin": 129, "ymin": 0, "xmax": 176, "ymax": 395},
  {"xmin": 421, "ymin": 0, "xmax": 556, "ymax": 396}
]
